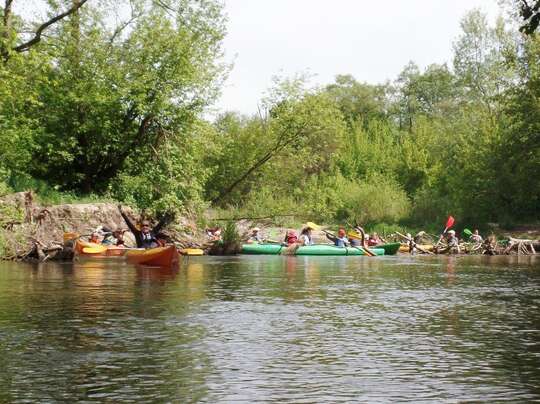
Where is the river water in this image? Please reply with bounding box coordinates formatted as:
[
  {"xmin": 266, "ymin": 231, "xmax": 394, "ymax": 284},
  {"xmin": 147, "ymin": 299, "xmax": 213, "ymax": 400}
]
[{"xmin": 0, "ymin": 255, "xmax": 539, "ymax": 402}]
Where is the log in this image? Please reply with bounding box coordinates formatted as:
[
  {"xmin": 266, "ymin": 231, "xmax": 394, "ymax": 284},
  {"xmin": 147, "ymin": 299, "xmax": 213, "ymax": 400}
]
[{"xmin": 395, "ymin": 231, "xmax": 434, "ymax": 255}]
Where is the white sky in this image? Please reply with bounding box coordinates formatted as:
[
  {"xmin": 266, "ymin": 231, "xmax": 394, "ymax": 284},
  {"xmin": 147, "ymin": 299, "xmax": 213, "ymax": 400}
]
[{"xmin": 215, "ymin": 0, "xmax": 501, "ymax": 115}]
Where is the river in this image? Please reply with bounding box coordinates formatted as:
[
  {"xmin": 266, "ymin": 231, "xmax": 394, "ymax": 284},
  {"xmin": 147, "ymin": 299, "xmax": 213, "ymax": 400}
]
[{"xmin": 0, "ymin": 255, "xmax": 539, "ymax": 402}]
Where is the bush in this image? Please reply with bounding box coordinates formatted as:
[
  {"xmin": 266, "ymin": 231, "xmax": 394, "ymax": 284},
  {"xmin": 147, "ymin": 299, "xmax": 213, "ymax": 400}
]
[{"xmin": 334, "ymin": 173, "xmax": 411, "ymax": 225}]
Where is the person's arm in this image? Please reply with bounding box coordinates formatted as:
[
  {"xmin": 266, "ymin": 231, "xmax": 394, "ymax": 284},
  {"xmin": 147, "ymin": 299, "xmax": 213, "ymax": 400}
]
[{"xmin": 118, "ymin": 205, "xmax": 138, "ymax": 235}]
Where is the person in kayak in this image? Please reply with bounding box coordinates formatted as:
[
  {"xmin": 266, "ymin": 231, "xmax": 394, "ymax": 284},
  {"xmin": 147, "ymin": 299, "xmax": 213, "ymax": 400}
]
[
  {"xmin": 367, "ymin": 232, "xmax": 381, "ymax": 246},
  {"xmin": 298, "ymin": 226, "xmax": 314, "ymax": 246},
  {"xmin": 89, "ymin": 232, "xmax": 100, "ymax": 244},
  {"xmin": 118, "ymin": 205, "xmax": 173, "ymax": 249},
  {"xmin": 470, "ymin": 229, "xmax": 483, "ymax": 243},
  {"xmin": 112, "ymin": 230, "xmax": 126, "ymax": 247},
  {"xmin": 284, "ymin": 229, "xmax": 298, "ymax": 246},
  {"xmin": 444, "ymin": 230, "xmax": 460, "ymax": 254},
  {"xmin": 326, "ymin": 228, "xmax": 349, "ymax": 247},
  {"xmin": 246, "ymin": 227, "xmax": 264, "ymax": 244}
]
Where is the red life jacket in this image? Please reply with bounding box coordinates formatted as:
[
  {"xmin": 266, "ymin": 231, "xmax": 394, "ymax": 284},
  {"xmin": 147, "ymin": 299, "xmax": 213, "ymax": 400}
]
[{"xmin": 286, "ymin": 235, "xmax": 298, "ymax": 245}]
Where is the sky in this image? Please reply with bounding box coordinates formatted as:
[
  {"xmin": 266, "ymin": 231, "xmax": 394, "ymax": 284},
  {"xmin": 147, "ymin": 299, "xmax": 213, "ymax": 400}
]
[{"xmin": 215, "ymin": 0, "xmax": 502, "ymax": 115}]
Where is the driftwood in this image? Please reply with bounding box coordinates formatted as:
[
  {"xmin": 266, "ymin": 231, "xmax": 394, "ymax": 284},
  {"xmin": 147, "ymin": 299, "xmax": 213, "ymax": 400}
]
[
  {"xmin": 395, "ymin": 231, "xmax": 434, "ymax": 255},
  {"xmin": 504, "ymin": 237, "xmax": 538, "ymax": 255},
  {"xmin": 214, "ymin": 214, "xmax": 300, "ymax": 221},
  {"xmin": 26, "ymin": 238, "xmax": 67, "ymax": 262}
]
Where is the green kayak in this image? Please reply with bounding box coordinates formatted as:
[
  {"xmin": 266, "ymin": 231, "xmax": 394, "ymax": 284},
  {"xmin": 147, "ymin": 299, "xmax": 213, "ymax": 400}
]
[
  {"xmin": 241, "ymin": 243, "xmax": 385, "ymax": 256},
  {"xmin": 378, "ymin": 242, "xmax": 401, "ymax": 255}
]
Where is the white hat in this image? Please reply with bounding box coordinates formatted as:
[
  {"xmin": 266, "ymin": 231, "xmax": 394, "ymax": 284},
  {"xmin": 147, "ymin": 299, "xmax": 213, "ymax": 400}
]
[
  {"xmin": 252, "ymin": 227, "xmax": 260, "ymax": 232},
  {"xmin": 448, "ymin": 230, "xmax": 456, "ymax": 235}
]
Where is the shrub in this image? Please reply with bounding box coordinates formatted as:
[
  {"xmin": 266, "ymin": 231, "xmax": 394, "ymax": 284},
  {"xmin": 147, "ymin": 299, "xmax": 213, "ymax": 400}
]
[{"xmin": 334, "ymin": 173, "xmax": 411, "ymax": 225}]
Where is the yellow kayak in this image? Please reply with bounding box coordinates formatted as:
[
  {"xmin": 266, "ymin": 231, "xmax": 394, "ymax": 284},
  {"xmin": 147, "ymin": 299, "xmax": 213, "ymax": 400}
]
[{"xmin": 180, "ymin": 248, "xmax": 204, "ymax": 256}]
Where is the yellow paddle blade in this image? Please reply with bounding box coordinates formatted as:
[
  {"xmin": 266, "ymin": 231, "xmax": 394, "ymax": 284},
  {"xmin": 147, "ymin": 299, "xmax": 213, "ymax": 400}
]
[
  {"xmin": 306, "ymin": 221, "xmax": 320, "ymax": 230},
  {"xmin": 63, "ymin": 232, "xmax": 79, "ymax": 242},
  {"xmin": 347, "ymin": 231, "xmax": 361, "ymax": 240},
  {"xmin": 82, "ymin": 246, "xmax": 108, "ymax": 254}
]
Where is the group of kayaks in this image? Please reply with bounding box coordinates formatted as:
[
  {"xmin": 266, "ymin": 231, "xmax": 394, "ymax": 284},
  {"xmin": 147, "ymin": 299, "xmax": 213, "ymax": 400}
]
[{"xmin": 73, "ymin": 240, "xmax": 402, "ymax": 268}]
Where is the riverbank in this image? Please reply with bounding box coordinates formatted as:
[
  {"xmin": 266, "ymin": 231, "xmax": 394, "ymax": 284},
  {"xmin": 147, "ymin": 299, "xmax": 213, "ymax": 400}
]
[
  {"xmin": 0, "ymin": 192, "xmax": 208, "ymax": 261},
  {"xmin": 1, "ymin": 191, "xmax": 538, "ymax": 261}
]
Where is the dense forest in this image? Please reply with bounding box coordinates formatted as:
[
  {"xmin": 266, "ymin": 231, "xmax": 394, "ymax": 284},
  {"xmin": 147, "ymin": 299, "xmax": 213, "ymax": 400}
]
[{"xmin": 0, "ymin": 0, "xmax": 539, "ymax": 229}]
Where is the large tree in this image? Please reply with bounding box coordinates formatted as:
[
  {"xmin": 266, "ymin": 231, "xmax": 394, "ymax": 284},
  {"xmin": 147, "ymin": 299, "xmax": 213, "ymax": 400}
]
[{"xmin": 3, "ymin": 1, "xmax": 226, "ymax": 209}]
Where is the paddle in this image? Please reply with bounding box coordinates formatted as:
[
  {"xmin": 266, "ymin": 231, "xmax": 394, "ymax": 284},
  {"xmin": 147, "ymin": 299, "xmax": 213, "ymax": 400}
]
[
  {"xmin": 443, "ymin": 216, "xmax": 455, "ymax": 234},
  {"xmin": 350, "ymin": 226, "xmax": 376, "ymax": 257},
  {"xmin": 463, "ymin": 228, "xmax": 473, "ymax": 239},
  {"xmin": 324, "ymin": 226, "xmax": 375, "ymax": 257},
  {"xmin": 82, "ymin": 245, "xmax": 108, "ymax": 254},
  {"xmin": 436, "ymin": 216, "xmax": 455, "ymax": 246},
  {"xmin": 395, "ymin": 231, "xmax": 434, "ymax": 255}
]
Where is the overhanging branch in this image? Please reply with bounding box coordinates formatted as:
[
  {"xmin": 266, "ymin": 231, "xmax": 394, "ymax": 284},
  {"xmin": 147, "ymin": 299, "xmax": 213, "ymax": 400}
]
[{"xmin": 12, "ymin": 0, "xmax": 90, "ymax": 53}]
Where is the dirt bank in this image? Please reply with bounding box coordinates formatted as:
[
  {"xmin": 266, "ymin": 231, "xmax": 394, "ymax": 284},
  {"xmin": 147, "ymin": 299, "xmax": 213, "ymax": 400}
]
[{"xmin": 0, "ymin": 192, "xmax": 207, "ymax": 260}]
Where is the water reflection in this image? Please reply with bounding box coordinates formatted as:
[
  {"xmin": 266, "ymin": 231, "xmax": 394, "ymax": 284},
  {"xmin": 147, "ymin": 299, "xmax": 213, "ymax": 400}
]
[{"xmin": 0, "ymin": 255, "xmax": 539, "ymax": 401}]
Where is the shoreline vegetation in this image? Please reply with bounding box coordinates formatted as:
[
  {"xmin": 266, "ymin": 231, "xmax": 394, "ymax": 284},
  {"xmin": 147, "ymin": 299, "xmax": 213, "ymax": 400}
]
[
  {"xmin": 1, "ymin": 0, "xmax": 538, "ymax": 259},
  {"xmin": 0, "ymin": 191, "xmax": 538, "ymax": 262}
]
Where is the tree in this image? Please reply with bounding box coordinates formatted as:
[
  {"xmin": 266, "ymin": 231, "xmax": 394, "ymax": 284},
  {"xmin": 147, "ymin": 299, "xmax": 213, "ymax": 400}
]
[
  {"xmin": 23, "ymin": 0, "xmax": 226, "ymax": 200},
  {"xmin": 518, "ymin": 0, "xmax": 540, "ymax": 34},
  {"xmin": 453, "ymin": 10, "xmax": 517, "ymax": 116},
  {"xmin": 324, "ymin": 75, "xmax": 388, "ymax": 128},
  {"xmin": 1, "ymin": 0, "xmax": 89, "ymax": 61},
  {"xmin": 209, "ymin": 77, "xmax": 346, "ymax": 205}
]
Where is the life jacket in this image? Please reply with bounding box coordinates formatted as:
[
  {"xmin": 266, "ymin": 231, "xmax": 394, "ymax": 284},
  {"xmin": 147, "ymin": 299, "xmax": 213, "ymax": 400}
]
[
  {"xmin": 141, "ymin": 232, "xmax": 158, "ymax": 248},
  {"xmin": 286, "ymin": 235, "xmax": 298, "ymax": 245}
]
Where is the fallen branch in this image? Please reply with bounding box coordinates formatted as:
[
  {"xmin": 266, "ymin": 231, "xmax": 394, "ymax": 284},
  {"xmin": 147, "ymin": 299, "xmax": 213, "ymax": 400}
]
[
  {"xmin": 395, "ymin": 231, "xmax": 434, "ymax": 255},
  {"xmin": 213, "ymin": 214, "xmax": 301, "ymax": 221}
]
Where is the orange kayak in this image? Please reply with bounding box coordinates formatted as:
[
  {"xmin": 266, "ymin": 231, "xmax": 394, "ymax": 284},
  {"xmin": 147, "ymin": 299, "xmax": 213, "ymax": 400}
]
[
  {"xmin": 74, "ymin": 239, "xmax": 128, "ymax": 258},
  {"xmin": 125, "ymin": 245, "xmax": 180, "ymax": 267}
]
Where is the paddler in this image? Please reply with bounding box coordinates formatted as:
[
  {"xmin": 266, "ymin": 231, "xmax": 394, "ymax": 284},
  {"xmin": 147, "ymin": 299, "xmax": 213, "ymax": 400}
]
[
  {"xmin": 367, "ymin": 232, "xmax": 381, "ymax": 246},
  {"xmin": 118, "ymin": 205, "xmax": 173, "ymax": 249},
  {"xmin": 470, "ymin": 229, "xmax": 483, "ymax": 243},
  {"xmin": 89, "ymin": 232, "xmax": 100, "ymax": 244},
  {"xmin": 326, "ymin": 228, "xmax": 349, "ymax": 247},
  {"xmin": 246, "ymin": 227, "xmax": 264, "ymax": 244},
  {"xmin": 284, "ymin": 229, "xmax": 298, "ymax": 246},
  {"xmin": 445, "ymin": 230, "xmax": 460, "ymax": 253},
  {"xmin": 298, "ymin": 226, "xmax": 315, "ymax": 246}
]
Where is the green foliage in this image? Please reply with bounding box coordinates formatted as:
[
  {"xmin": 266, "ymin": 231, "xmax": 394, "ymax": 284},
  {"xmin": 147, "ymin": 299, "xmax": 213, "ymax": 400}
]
[
  {"xmin": 0, "ymin": 3, "xmax": 538, "ymax": 231},
  {"xmin": 1, "ymin": 0, "xmax": 226, "ymax": 212},
  {"xmin": 334, "ymin": 174, "xmax": 411, "ymax": 226}
]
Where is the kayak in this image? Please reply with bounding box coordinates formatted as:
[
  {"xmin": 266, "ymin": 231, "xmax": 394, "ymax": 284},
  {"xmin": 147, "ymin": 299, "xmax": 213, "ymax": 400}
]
[
  {"xmin": 180, "ymin": 248, "xmax": 204, "ymax": 256},
  {"xmin": 74, "ymin": 239, "xmax": 180, "ymax": 267},
  {"xmin": 126, "ymin": 245, "xmax": 180, "ymax": 267},
  {"xmin": 377, "ymin": 242, "xmax": 401, "ymax": 255},
  {"xmin": 74, "ymin": 239, "xmax": 128, "ymax": 258},
  {"xmin": 241, "ymin": 244, "xmax": 385, "ymax": 256}
]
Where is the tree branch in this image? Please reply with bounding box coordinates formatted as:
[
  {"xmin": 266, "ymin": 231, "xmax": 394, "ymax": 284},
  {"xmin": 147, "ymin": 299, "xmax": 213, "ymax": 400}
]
[{"xmin": 12, "ymin": 0, "xmax": 90, "ymax": 53}]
